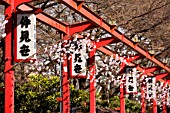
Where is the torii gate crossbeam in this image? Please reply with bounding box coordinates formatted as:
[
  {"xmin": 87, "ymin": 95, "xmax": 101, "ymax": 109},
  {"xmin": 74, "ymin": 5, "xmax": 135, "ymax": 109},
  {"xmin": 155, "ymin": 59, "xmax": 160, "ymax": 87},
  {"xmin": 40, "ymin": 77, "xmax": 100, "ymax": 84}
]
[
  {"xmin": 61, "ymin": 0, "xmax": 170, "ymax": 74},
  {"xmin": 18, "ymin": 3, "xmax": 170, "ymax": 81}
]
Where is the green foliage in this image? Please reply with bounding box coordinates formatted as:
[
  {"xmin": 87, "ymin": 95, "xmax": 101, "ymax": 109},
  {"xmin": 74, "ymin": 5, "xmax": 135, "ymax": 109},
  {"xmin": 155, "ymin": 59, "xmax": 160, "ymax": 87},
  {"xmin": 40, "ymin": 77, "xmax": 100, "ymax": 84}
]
[
  {"xmin": 70, "ymin": 85, "xmax": 89, "ymax": 112},
  {"xmin": 99, "ymin": 96, "xmax": 141, "ymax": 113},
  {"xmin": 14, "ymin": 74, "xmax": 60, "ymax": 113},
  {"xmin": 125, "ymin": 98, "xmax": 141, "ymax": 113},
  {"xmin": 0, "ymin": 75, "xmax": 143, "ymax": 113},
  {"xmin": 109, "ymin": 96, "xmax": 120, "ymax": 109}
]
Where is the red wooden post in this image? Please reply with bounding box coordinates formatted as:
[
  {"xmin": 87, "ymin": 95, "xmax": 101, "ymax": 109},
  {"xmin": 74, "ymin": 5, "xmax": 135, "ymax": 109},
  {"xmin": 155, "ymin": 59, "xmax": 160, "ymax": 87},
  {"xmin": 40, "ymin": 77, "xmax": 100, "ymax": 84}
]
[
  {"xmin": 120, "ymin": 62, "xmax": 125, "ymax": 113},
  {"xmin": 62, "ymin": 31, "xmax": 70, "ymax": 113},
  {"xmin": 141, "ymin": 83, "xmax": 146, "ymax": 113},
  {"xmin": 163, "ymin": 82, "xmax": 167, "ymax": 113},
  {"xmin": 163, "ymin": 96, "xmax": 167, "ymax": 113},
  {"xmin": 153, "ymin": 99, "xmax": 157, "ymax": 113},
  {"xmin": 89, "ymin": 41, "xmax": 96, "ymax": 113},
  {"xmin": 120, "ymin": 79, "xmax": 125, "ymax": 113},
  {"xmin": 62, "ymin": 55, "xmax": 70, "ymax": 113},
  {"xmin": 4, "ymin": 0, "xmax": 14, "ymax": 113}
]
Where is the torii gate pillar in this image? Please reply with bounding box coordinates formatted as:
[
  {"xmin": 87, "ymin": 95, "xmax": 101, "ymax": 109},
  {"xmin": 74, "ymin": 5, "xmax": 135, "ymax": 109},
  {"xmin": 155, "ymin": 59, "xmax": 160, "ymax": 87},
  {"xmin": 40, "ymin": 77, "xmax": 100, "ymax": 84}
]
[
  {"xmin": 89, "ymin": 41, "xmax": 96, "ymax": 113},
  {"xmin": 141, "ymin": 82, "xmax": 146, "ymax": 113},
  {"xmin": 4, "ymin": 0, "xmax": 15, "ymax": 113},
  {"xmin": 62, "ymin": 55, "xmax": 70, "ymax": 113},
  {"xmin": 119, "ymin": 62, "xmax": 125, "ymax": 113},
  {"xmin": 153, "ymin": 99, "xmax": 157, "ymax": 113},
  {"xmin": 62, "ymin": 32, "xmax": 70, "ymax": 113}
]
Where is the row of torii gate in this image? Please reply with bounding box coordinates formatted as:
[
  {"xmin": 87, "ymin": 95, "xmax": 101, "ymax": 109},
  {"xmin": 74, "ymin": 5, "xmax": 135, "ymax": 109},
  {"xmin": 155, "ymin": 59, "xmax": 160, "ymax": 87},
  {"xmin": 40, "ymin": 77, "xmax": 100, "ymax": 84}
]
[{"xmin": 1, "ymin": 0, "xmax": 170, "ymax": 113}]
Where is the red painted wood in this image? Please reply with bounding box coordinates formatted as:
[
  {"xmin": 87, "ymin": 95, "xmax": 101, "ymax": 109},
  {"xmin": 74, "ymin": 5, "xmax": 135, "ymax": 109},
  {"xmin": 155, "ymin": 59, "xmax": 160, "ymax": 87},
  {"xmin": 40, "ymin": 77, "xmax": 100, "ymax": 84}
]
[
  {"xmin": 120, "ymin": 80, "xmax": 125, "ymax": 113},
  {"xmin": 62, "ymin": 55, "xmax": 70, "ymax": 113},
  {"xmin": 144, "ymin": 66, "xmax": 160, "ymax": 74},
  {"xmin": 61, "ymin": 31, "xmax": 70, "ymax": 113},
  {"xmin": 141, "ymin": 83, "xmax": 146, "ymax": 113},
  {"xmin": 96, "ymin": 37, "xmax": 120, "ymax": 48},
  {"xmin": 125, "ymin": 54, "xmax": 143, "ymax": 62},
  {"xmin": 14, "ymin": 0, "xmax": 39, "ymax": 9},
  {"xmin": 89, "ymin": 41, "xmax": 96, "ymax": 113},
  {"xmin": 18, "ymin": 4, "xmax": 96, "ymax": 36},
  {"xmin": 155, "ymin": 73, "xmax": 169, "ymax": 81},
  {"xmin": 69, "ymin": 21, "xmax": 96, "ymax": 35},
  {"xmin": 4, "ymin": 1, "xmax": 14, "ymax": 113},
  {"xmin": 153, "ymin": 99, "xmax": 157, "ymax": 113},
  {"xmin": 162, "ymin": 82, "xmax": 167, "ymax": 113},
  {"xmin": 119, "ymin": 62, "xmax": 125, "ymax": 113},
  {"xmin": 163, "ymin": 95, "xmax": 167, "ymax": 113}
]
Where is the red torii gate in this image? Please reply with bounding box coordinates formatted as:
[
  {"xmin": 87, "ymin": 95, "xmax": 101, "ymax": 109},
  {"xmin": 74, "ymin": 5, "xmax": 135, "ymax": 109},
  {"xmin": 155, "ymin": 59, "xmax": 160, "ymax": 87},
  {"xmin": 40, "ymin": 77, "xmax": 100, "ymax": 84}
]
[{"xmin": 2, "ymin": 0, "xmax": 170, "ymax": 113}]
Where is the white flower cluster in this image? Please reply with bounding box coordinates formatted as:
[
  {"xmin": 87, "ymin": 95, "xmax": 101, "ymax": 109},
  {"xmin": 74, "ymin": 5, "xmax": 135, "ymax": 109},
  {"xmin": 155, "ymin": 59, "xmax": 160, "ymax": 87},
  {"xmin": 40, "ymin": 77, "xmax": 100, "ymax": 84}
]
[
  {"xmin": 95, "ymin": 53, "xmax": 120, "ymax": 85},
  {"xmin": 0, "ymin": 19, "xmax": 8, "ymax": 38},
  {"xmin": 27, "ymin": 34, "xmax": 94, "ymax": 76},
  {"xmin": 0, "ymin": 6, "xmax": 6, "ymax": 37}
]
